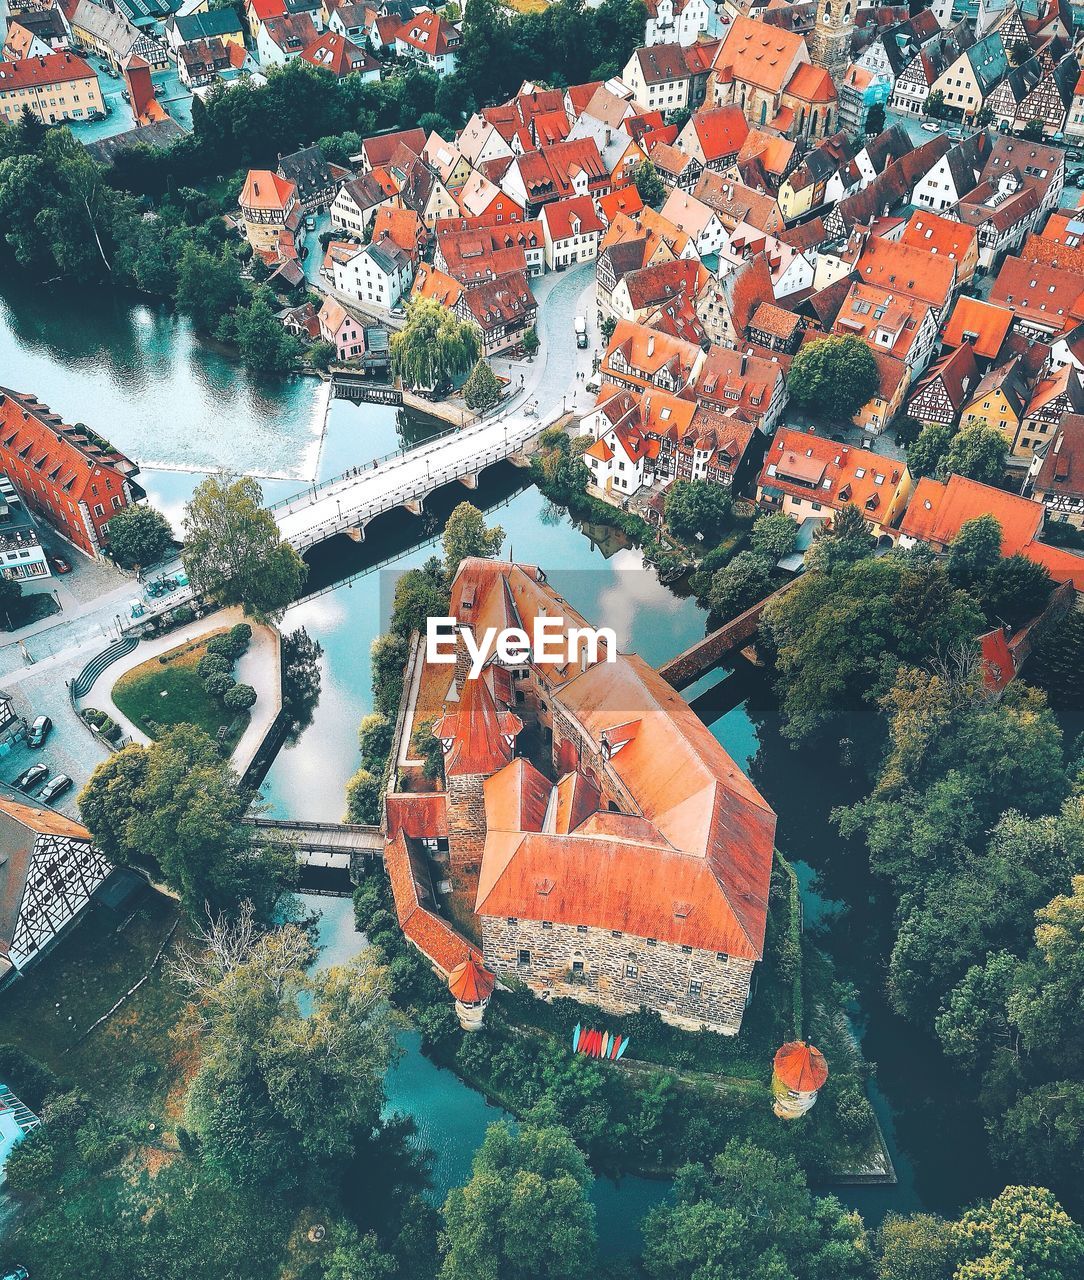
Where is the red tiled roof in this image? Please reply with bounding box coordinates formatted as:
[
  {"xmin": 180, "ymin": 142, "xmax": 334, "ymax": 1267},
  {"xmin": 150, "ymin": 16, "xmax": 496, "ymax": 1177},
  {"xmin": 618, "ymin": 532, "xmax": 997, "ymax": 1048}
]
[
  {"xmin": 759, "ymin": 427, "xmax": 908, "ymax": 519},
  {"xmin": 784, "ymin": 62, "xmax": 836, "ymax": 103},
  {"xmin": 690, "ymin": 104, "xmax": 749, "ymax": 161},
  {"xmin": 0, "ymin": 49, "xmax": 96, "ymax": 88},
  {"xmin": 432, "ymin": 672, "xmax": 522, "ymax": 776},
  {"xmin": 239, "ymin": 168, "xmax": 295, "ymax": 212},
  {"xmin": 901, "ymin": 474, "xmax": 1044, "ymax": 552},
  {"xmin": 941, "ymin": 296, "xmax": 1014, "ymax": 360},
  {"xmin": 448, "ymin": 952, "xmax": 495, "ymax": 1002},
  {"xmin": 773, "ymin": 1041, "xmax": 828, "ymax": 1092},
  {"xmin": 716, "ymin": 15, "xmax": 806, "ymax": 94}
]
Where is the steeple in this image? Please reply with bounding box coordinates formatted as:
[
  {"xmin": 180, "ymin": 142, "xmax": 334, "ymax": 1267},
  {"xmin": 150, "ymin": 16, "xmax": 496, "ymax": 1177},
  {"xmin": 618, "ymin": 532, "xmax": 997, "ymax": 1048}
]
[{"xmin": 808, "ymin": 0, "xmax": 854, "ymax": 88}]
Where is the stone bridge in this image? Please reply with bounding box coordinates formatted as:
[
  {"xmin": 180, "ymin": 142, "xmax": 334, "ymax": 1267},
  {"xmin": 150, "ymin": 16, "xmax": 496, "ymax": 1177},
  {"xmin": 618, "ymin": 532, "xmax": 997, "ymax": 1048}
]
[
  {"xmin": 245, "ymin": 817, "xmax": 384, "ymax": 869},
  {"xmin": 270, "ymin": 410, "xmax": 549, "ymax": 555}
]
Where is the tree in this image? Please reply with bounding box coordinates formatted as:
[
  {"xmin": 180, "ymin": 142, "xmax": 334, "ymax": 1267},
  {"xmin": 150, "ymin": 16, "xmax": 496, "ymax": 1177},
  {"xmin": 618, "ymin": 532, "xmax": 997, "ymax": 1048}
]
[
  {"xmin": 440, "ymin": 1123, "xmax": 597, "ymax": 1280},
  {"xmin": 232, "ymin": 293, "xmax": 303, "ymax": 375},
  {"xmin": 182, "ymin": 472, "xmax": 307, "ymax": 619},
  {"xmin": 182, "ymin": 923, "xmax": 397, "ymax": 1191},
  {"xmin": 359, "ymin": 712, "xmax": 393, "ymax": 771},
  {"xmin": 0, "ymin": 573, "xmax": 23, "ymax": 628},
  {"xmin": 462, "ymin": 359, "xmax": 502, "ymax": 411},
  {"xmin": 982, "ymin": 554, "xmax": 1052, "ymax": 628},
  {"xmin": 442, "ymin": 502, "xmax": 504, "ymax": 576},
  {"xmin": 865, "ymin": 102, "xmax": 886, "ymax": 136},
  {"xmin": 875, "ymin": 1213, "xmax": 960, "ymax": 1280},
  {"xmin": 975, "ymin": 104, "xmax": 994, "ymax": 126},
  {"xmin": 642, "ymin": 1141, "xmax": 869, "ymax": 1280},
  {"xmin": 390, "ymin": 557, "xmax": 451, "ymax": 638},
  {"xmin": 664, "ymin": 480, "xmax": 732, "ymax": 544},
  {"xmin": 1028, "ymin": 609, "xmax": 1084, "ymax": 709},
  {"xmin": 78, "ymin": 725, "xmax": 293, "ymax": 920},
  {"xmin": 947, "ymin": 514, "xmax": 1002, "ymax": 592},
  {"xmin": 224, "ymin": 682, "xmax": 257, "ymax": 709},
  {"xmin": 935, "ymin": 951, "xmax": 1020, "ymax": 1070},
  {"xmin": 1021, "ymin": 119, "xmax": 1045, "ymax": 141},
  {"xmin": 907, "ymin": 422, "xmax": 955, "ymax": 479},
  {"xmin": 371, "ymin": 632, "xmax": 410, "ymax": 718},
  {"xmin": 1009, "ymin": 37, "xmax": 1031, "ymax": 64},
  {"xmin": 346, "ymin": 767, "xmax": 382, "ymax": 824},
  {"xmin": 309, "ymin": 338, "xmax": 337, "ymax": 371},
  {"xmin": 599, "ymin": 315, "xmax": 617, "ymax": 343},
  {"xmin": 749, "ymin": 511, "xmax": 799, "ymax": 560},
  {"xmin": 762, "ymin": 553, "xmax": 984, "ymax": 740},
  {"xmin": 1008, "ymin": 876, "xmax": 1084, "ymax": 1071},
  {"xmin": 925, "ymin": 89, "xmax": 946, "ymax": 118},
  {"xmin": 630, "ymin": 159, "xmax": 665, "ymax": 207},
  {"xmin": 952, "ymin": 1186, "xmax": 1084, "ymax": 1280},
  {"xmin": 805, "ymin": 502, "xmax": 875, "ymax": 573},
  {"xmin": 411, "ymin": 718, "xmax": 445, "ymax": 781},
  {"xmin": 105, "ymin": 503, "xmax": 174, "ymax": 570},
  {"xmin": 786, "ymin": 335, "xmax": 880, "ymax": 423},
  {"xmin": 938, "ymin": 420, "xmax": 1007, "ymax": 485},
  {"xmin": 175, "ymin": 242, "xmax": 245, "ymax": 333},
  {"xmin": 993, "ymin": 1083, "xmax": 1084, "ymax": 1194},
  {"xmin": 708, "ymin": 551, "xmax": 774, "ymax": 621},
  {"xmin": 522, "ymin": 327, "xmax": 539, "ymax": 357},
  {"xmin": 391, "ymin": 296, "xmax": 479, "ymax": 390}
]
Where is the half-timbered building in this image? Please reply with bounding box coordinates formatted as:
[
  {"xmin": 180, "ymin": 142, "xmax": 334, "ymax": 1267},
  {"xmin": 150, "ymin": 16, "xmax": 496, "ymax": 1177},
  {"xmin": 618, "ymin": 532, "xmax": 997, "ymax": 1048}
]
[
  {"xmin": 906, "ymin": 342, "xmax": 980, "ymax": 428},
  {"xmin": 0, "ymin": 799, "xmax": 112, "ymax": 982}
]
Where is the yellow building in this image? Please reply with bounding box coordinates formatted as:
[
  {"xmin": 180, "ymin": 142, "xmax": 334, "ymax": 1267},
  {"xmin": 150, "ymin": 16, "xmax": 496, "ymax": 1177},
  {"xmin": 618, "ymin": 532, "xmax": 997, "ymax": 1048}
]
[
  {"xmin": 0, "ymin": 51, "xmax": 104, "ymax": 125},
  {"xmin": 959, "ymin": 356, "xmax": 1029, "ymax": 455}
]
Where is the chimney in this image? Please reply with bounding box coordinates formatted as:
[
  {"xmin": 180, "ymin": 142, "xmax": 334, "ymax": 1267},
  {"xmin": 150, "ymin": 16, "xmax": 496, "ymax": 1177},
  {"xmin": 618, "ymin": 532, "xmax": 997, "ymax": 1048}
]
[
  {"xmin": 739, "ymin": 351, "xmax": 748, "ymax": 375},
  {"xmin": 841, "ymin": 446, "xmax": 850, "ymax": 459}
]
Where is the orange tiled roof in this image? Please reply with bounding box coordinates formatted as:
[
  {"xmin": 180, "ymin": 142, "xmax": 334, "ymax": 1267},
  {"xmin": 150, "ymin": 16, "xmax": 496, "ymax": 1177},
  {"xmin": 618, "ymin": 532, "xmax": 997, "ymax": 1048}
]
[
  {"xmin": 431, "ymin": 671, "xmax": 522, "ymax": 777},
  {"xmin": 448, "ymin": 952, "xmax": 495, "ymax": 1002},
  {"xmin": 597, "ymin": 185, "xmax": 644, "ymax": 224},
  {"xmin": 239, "ymin": 169, "xmax": 295, "ymax": 212},
  {"xmin": 900, "ymin": 474, "xmax": 1044, "ymax": 552},
  {"xmin": 899, "ymin": 210, "xmax": 977, "ymax": 264},
  {"xmin": 716, "ymin": 15, "xmax": 807, "ymax": 94},
  {"xmin": 941, "ymin": 296, "xmax": 1014, "ymax": 360},
  {"xmin": 784, "ymin": 62, "xmax": 836, "ymax": 103},
  {"xmin": 0, "ymin": 50, "xmax": 96, "ymax": 89},
  {"xmin": 773, "ymin": 1041, "xmax": 828, "ymax": 1091},
  {"xmin": 759, "ymin": 427, "xmax": 908, "ymax": 520},
  {"xmin": 413, "ymin": 262, "xmax": 463, "ymax": 307}
]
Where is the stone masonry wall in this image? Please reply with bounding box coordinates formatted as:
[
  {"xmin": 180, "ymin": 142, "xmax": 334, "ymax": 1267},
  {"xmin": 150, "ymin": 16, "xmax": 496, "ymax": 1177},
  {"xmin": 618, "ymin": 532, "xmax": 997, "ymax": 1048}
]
[
  {"xmin": 481, "ymin": 915, "xmax": 755, "ymax": 1034},
  {"xmin": 446, "ymin": 772, "xmax": 486, "ymax": 868}
]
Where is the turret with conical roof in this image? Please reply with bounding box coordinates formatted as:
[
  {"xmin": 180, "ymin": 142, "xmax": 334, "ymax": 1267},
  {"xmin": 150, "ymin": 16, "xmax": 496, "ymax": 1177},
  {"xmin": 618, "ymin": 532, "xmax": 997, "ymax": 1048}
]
[
  {"xmin": 448, "ymin": 951, "xmax": 496, "ymax": 1030},
  {"xmin": 771, "ymin": 1040, "xmax": 829, "ymax": 1118}
]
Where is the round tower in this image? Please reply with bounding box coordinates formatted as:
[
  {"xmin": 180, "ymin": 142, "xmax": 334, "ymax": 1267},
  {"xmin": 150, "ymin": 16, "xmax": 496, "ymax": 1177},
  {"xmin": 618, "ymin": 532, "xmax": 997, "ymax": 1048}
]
[
  {"xmin": 448, "ymin": 951, "xmax": 496, "ymax": 1031},
  {"xmin": 808, "ymin": 0, "xmax": 854, "ymax": 87},
  {"xmin": 772, "ymin": 1041, "xmax": 829, "ymax": 1119}
]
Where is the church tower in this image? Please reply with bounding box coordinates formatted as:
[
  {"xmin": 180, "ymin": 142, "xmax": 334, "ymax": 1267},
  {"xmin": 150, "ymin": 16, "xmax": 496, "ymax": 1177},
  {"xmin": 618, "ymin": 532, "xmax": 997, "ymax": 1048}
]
[{"xmin": 808, "ymin": 0, "xmax": 854, "ymax": 87}]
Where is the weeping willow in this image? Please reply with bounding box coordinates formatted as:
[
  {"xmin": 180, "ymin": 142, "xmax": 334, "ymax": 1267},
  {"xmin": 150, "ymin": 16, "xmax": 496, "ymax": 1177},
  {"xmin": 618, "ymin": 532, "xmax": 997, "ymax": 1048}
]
[{"xmin": 391, "ymin": 297, "xmax": 480, "ymax": 389}]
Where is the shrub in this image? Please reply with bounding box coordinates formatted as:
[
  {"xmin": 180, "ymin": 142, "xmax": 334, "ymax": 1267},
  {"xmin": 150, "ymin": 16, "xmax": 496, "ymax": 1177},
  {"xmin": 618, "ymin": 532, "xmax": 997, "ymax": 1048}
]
[
  {"xmin": 228, "ymin": 622, "xmax": 253, "ymax": 652},
  {"xmin": 205, "ymin": 635, "xmax": 234, "ymax": 660},
  {"xmin": 0, "ymin": 1044, "xmax": 59, "ymax": 1111},
  {"xmin": 171, "ymin": 605, "xmax": 195, "ymax": 626},
  {"xmin": 197, "ymin": 653, "xmax": 231, "ymax": 681},
  {"xmin": 223, "ymin": 682, "xmax": 257, "ymax": 710},
  {"xmin": 203, "ymin": 670, "xmax": 236, "ymax": 700},
  {"xmin": 832, "ymin": 1078, "xmax": 875, "ymax": 1142}
]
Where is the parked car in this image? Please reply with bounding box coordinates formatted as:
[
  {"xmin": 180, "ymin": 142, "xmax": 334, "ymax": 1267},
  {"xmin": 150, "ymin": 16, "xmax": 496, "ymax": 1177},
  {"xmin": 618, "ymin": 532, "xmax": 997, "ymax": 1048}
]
[
  {"xmin": 50, "ymin": 555, "xmax": 71, "ymax": 574},
  {"xmin": 28, "ymin": 715, "xmax": 52, "ymax": 748},
  {"xmin": 13, "ymin": 763, "xmax": 48, "ymax": 791},
  {"xmin": 575, "ymin": 315, "xmax": 588, "ymax": 348},
  {"xmin": 2, "ymin": 1267, "xmax": 30, "ymax": 1280},
  {"xmin": 39, "ymin": 774, "xmax": 73, "ymax": 804},
  {"xmin": 920, "ymin": 120, "xmax": 940, "ymax": 133},
  {"xmin": 1068, "ymin": 168, "xmax": 1084, "ymax": 186}
]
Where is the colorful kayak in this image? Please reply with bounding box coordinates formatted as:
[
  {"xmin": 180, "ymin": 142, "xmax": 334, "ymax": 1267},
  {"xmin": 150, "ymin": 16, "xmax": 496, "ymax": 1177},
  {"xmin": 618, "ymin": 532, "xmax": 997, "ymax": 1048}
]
[
  {"xmin": 573, "ymin": 1023, "xmax": 581, "ymax": 1053},
  {"xmin": 609, "ymin": 1034, "xmax": 622, "ymax": 1060},
  {"xmin": 616, "ymin": 1037, "xmax": 629, "ymax": 1060}
]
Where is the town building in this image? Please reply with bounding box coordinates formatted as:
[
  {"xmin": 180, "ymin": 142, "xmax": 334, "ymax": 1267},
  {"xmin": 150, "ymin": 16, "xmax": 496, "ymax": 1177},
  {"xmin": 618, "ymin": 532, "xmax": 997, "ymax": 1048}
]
[
  {"xmin": 0, "ymin": 388, "xmax": 141, "ymax": 558},
  {"xmin": 0, "ymin": 798, "xmax": 113, "ymax": 982},
  {"xmin": 330, "ymin": 171, "xmax": 398, "ymax": 237},
  {"xmin": 643, "ymin": 0, "xmax": 719, "ymax": 48},
  {"xmin": 454, "ymin": 271, "xmax": 537, "ymax": 357},
  {"xmin": 394, "ymin": 9, "xmax": 459, "ymax": 77},
  {"xmin": 0, "ymin": 49, "xmax": 103, "ymax": 124},
  {"xmin": 539, "ymin": 195, "xmax": 604, "ymax": 270},
  {"xmin": 0, "ymin": 478, "xmax": 51, "ymax": 584},
  {"xmin": 238, "ymin": 168, "xmax": 302, "ymax": 258},
  {"xmin": 906, "ymin": 342, "xmax": 980, "ymax": 428},
  {"xmin": 70, "ymin": 0, "xmax": 166, "ymax": 67},
  {"xmin": 318, "ymin": 297, "xmax": 365, "ymax": 362},
  {"xmin": 300, "ymin": 29, "xmax": 380, "ymax": 79},
  {"xmin": 277, "ymin": 144, "xmax": 344, "ymax": 213},
  {"xmin": 1029, "ymin": 412, "xmax": 1084, "ymax": 529},
  {"xmin": 756, "ymin": 428, "xmax": 913, "ymax": 540},
  {"xmin": 334, "ymin": 239, "xmax": 414, "ymax": 309}
]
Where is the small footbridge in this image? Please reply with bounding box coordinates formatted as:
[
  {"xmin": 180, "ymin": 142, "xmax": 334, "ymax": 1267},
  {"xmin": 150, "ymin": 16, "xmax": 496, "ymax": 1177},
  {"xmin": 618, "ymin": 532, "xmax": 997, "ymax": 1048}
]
[
  {"xmin": 245, "ymin": 817, "xmax": 384, "ymax": 869},
  {"xmin": 269, "ymin": 410, "xmax": 544, "ymax": 554}
]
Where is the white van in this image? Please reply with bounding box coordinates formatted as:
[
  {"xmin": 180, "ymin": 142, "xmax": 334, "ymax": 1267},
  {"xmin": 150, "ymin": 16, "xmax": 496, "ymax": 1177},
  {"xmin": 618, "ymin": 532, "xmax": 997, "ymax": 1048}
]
[{"xmin": 574, "ymin": 315, "xmax": 588, "ymax": 348}]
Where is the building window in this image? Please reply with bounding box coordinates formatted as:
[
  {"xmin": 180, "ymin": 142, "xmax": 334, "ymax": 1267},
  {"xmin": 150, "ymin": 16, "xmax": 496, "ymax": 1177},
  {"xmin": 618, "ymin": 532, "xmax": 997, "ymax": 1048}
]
[
  {"xmin": 716, "ymin": 952, "xmax": 729, "ymax": 964},
  {"xmin": 518, "ymin": 949, "xmax": 531, "ymax": 966},
  {"xmin": 681, "ymin": 945, "xmax": 692, "ymax": 954},
  {"xmin": 689, "ymin": 981, "xmax": 702, "ymax": 997},
  {"xmin": 507, "ymin": 916, "xmax": 517, "ymax": 926},
  {"xmin": 576, "ymin": 924, "xmax": 587, "ymax": 934},
  {"xmin": 572, "ymin": 959, "xmax": 584, "ymax": 974},
  {"xmin": 625, "ymin": 962, "xmax": 638, "ymax": 978},
  {"xmin": 610, "ymin": 930, "xmax": 622, "ymax": 938},
  {"xmin": 647, "ymin": 938, "xmax": 657, "ymax": 947},
  {"xmin": 542, "ymin": 920, "xmax": 552, "ymax": 930}
]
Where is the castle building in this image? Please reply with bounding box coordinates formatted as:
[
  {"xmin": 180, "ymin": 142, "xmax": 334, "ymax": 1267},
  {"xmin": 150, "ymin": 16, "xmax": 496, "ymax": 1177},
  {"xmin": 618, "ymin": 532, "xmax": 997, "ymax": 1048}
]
[{"xmin": 383, "ymin": 560, "xmax": 777, "ymax": 1037}]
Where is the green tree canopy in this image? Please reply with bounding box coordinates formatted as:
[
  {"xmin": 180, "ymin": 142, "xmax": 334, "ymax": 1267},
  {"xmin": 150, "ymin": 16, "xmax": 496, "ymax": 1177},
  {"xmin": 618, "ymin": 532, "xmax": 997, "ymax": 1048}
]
[
  {"xmin": 182, "ymin": 923, "xmax": 397, "ymax": 1191},
  {"xmin": 938, "ymin": 420, "xmax": 1007, "ymax": 486},
  {"xmin": 440, "ymin": 1123, "xmax": 597, "ymax": 1280},
  {"xmin": 761, "ymin": 553, "xmax": 985, "ymax": 741},
  {"xmin": 630, "ymin": 158, "xmax": 665, "ymax": 207},
  {"xmin": 664, "ymin": 480, "xmax": 732, "ymax": 545},
  {"xmin": 78, "ymin": 726, "xmax": 293, "ymax": 919},
  {"xmin": 786, "ymin": 336, "xmax": 880, "ymax": 423},
  {"xmin": 907, "ymin": 422, "xmax": 955, "ymax": 480},
  {"xmin": 462, "ymin": 358, "xmax": 502, "ymax": 411},
  {"xmin": 805, "ymin": 502, "xmax": 875, "ymax": 574},
  {"xmin": 105, "ymin": 503, "xmax": 174, "ymax": 570},
  {"xmin": 1008, "ymin": 874, "xmax": 1084, "ymax": 1071},
  {"xmin": 642, "ymin": 1141, "xmax": 869, "ymax": 1280},
  {"xmin": 390, "ymin": 556, "xmax": 451, "ymax": 638},
  {"xmin": 953, "ymin": 1185, "xmax": 1084, "ymax": 1280},
  {"xmin": 947, "ymin": 515, "xmax": 1003, "ymax": 592},
  {"xmin": 182, "ymin": 472, "xmax": 306, "ymax": 619},
  {"xmin": 750, "ymin": 511, "xmax": 800, "ymax": 560},
  {"xmin": 875, "ymin": 1212, "xmax": 961, "ymax": 1280},
  {"xmin": 442, "ymin": 501, "xmax": 504, "ymax": 576},
  {"xmin": 392, "ymin": 297, "xmax": 479, "ymax": 390},
  {"xmin": 708, "ymin": 550, "xmax": 774, "ymax": 621}
]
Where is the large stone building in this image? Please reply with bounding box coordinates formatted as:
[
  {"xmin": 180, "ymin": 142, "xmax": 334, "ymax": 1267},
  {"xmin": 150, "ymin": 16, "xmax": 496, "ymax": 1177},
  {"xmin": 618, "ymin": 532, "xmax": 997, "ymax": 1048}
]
[{"xmin": 384, "ymin": 560, "xmax": 777, "ymax": 1036}]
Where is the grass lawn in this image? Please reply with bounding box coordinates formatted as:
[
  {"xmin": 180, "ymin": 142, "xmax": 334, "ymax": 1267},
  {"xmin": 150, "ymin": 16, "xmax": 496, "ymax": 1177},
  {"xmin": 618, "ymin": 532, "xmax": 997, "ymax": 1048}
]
[
  {"xmin": 0, "ymin": 889, "xmax": 190, "ymax": 1133},
  {"xmin": 112, "ymin": 630, "xmax": 248, "ymax": 752}
]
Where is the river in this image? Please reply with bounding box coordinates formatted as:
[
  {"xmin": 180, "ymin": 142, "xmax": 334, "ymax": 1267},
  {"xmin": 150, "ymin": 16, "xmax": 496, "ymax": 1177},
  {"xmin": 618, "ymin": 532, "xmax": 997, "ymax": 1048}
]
[{"xmin": 0, "ymin": 280, "xmax": 993, "ymax": 1244}]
